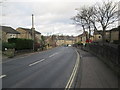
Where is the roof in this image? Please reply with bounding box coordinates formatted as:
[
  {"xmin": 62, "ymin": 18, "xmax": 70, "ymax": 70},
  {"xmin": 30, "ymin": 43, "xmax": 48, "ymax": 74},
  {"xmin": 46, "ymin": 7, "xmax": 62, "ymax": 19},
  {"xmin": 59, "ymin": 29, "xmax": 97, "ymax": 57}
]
[
  {"xmin": 94, "ymin": 28, "xmax": 119, "ymax": 35},
  {"xmin": 17, "ymin": 27, "xmax": 41, "ymax": 34},
  {"xmin": 18, "ymin": 27, "xmax": 31, "ymax": 32},
  {"xmin": 93, "ymin": 30, "xmax": 103, "ymax": 34},
  {"xmin": 0, "ymin": 26, "xmax": 20, "ymax": 34},
  {"xmin": 35, "ymin": 30, "xmax": 41, "ymax": 34},
  {"xmin": 110, "ymin": 28, "xmax": 119, "ymax": 31}
]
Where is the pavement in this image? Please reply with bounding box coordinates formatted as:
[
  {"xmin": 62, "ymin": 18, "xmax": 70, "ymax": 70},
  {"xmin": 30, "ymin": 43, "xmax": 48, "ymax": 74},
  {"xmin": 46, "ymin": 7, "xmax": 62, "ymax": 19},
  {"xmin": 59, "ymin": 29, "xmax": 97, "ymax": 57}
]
[{"xmin": 75, "ymin": 47, "xmax": 119, "ymax": 88}]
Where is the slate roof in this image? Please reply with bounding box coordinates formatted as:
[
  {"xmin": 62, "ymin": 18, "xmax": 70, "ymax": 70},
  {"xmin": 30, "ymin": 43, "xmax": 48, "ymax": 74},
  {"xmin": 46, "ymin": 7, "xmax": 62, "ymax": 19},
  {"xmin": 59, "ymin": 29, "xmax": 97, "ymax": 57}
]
[
  {"xmin": 0, "ymin": 26, "xmax": 20, "ymax": 34},
  {"xmin": 18, "ymin": 27, "xmax": 41, "ymax": 34}
]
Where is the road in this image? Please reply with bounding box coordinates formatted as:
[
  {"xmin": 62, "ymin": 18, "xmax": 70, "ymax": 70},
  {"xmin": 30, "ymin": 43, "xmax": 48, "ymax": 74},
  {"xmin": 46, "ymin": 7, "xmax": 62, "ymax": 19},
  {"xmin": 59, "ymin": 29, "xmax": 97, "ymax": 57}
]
[{"xmin": 2, "ymin": 46, "xmax": 79, "ymax": 88}]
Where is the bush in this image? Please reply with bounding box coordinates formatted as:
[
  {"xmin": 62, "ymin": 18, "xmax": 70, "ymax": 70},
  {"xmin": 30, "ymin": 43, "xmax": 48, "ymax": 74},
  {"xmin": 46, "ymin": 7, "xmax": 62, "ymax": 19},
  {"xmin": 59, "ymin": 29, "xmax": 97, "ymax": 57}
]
[
  {"xmin": 8, "ymin": 38, "xmax": 33, "ymax": 50},
  {"xmin": 2, "ymin": 42, "xmax": 15, "ymax": 51}
]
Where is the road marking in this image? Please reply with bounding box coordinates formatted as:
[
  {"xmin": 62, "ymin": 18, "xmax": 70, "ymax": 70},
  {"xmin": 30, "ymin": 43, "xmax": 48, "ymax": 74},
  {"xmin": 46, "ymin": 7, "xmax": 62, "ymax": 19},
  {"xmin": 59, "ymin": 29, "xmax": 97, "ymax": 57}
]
[
  {"xmin": 20, "ymin": 57, "xmax": 24, "ymax": 58},
  {"xmin": 65, "ymin": 50, "xmax": 80, "ymax": 89},
  {"xmin": 0, "ymin": 75, "xmax": 6, "ymax": 79},
  {"xmin": 29, "ymin": 59, "xmax": 45, "ymax": 66},
  {"xmin": 49, "ymin": 54, "xmax": 55, "ymax": 57},
  {"xmin": 49, "ymin": 52, "xmax": 58, "ymax": 57}
]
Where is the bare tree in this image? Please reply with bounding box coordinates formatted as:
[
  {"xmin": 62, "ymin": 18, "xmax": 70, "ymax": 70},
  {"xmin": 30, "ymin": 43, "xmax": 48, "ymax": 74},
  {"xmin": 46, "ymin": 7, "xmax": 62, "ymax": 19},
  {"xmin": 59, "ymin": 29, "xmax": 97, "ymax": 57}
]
[
  {"xmin": 72, "ymin": 1, "xmax": 119, "ymax": 43},
  {"xmin": 93, "ymin": 1, "xmax": 119, "ymax": 43},
  {"xmin": 72, "ymin": 13, "xmax": 88, "ymax": 40},
  {"xmin": 79, "ymin": 7, "xmax": 94, "ymax": 39},
  {"xmin": 72, "ymin": 7, "xmax": 96, "ymax": 41}
]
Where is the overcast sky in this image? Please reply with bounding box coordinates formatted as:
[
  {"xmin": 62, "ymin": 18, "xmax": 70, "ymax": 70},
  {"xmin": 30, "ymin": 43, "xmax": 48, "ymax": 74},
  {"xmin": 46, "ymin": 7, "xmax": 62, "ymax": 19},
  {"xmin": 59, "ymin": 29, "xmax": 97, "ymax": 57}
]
[{"xmin": 0, "ymin": 0, "xmax": 119, "ymax": 36}]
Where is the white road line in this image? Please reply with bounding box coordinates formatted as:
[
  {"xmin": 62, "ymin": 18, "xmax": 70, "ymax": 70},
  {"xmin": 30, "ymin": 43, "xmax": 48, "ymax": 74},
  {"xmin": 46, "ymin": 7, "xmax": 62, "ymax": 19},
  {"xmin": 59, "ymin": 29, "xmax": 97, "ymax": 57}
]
[
  {"xmin": 29, "ymin": 59, "xmax": 45, "ymax": 66},
  {"xmin": 49, "ymin": 54, "xmax": 55, "ymax": 57},
  {"xmin": 65, "ymin": 50, "xmax": 80, "ymax": 89},
  {"xmin": 49, "ymin": 52, "xmax": 58, "ymax": 57},
  {"xmin": 0, "ymin": 75, "xmax": 6, "ymax": 79}
]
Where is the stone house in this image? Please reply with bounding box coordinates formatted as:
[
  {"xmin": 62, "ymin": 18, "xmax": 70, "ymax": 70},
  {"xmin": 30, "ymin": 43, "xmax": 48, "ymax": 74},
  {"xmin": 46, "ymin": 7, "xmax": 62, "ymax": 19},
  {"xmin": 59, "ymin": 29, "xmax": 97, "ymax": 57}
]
[
  {"xmin": 93, "ymin": 27, "xmax": 119, "ymax": 43},
  {"xmin": 56, "ymin": 36, "xmax": 75, "ymax": 46},
  {"xmin": 75, "ymin": 31, "xmax": 89, "ymax": 44},
  {"xmin": 45, "ymin": 36, "xmax": 56, "ymax": 48},
  {"xmin": 45, "ymin": 35, "xmax": 75, "ymax": 47},
  {"xmin": 1, "ymin": 26, "xmax": 20, "ymax": 42},
  {"xmin": 93, "ymin": 31, "xmax": 103, "ymax": 42},
  {"xmin": 16, "ymin": 27, "xmax": 41, "ymax": 43},
  {"xmin": 109, "ymin": 28, "xmax": 119, "ymax": 43},
  {"xmin": 93, "ymin": 30, "xmax": 111, "ymax": 42}
]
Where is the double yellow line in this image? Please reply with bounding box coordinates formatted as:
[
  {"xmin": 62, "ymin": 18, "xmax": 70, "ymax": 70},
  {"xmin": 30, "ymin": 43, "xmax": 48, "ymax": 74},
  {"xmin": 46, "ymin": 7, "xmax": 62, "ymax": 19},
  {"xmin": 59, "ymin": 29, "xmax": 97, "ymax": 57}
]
[{"xmin": 65, "ymin": 50, "xmax": 80, "ymax": 90}]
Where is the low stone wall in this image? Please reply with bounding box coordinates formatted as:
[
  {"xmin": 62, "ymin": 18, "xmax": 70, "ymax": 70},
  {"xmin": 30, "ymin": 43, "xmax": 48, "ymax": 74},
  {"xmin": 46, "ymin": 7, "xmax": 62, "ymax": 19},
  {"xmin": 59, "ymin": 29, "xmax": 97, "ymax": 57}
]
[
  {"xmin": 85, "ymin": 43, "xmax": 120, "ymax": 75},
  {"xmin": 14, "ymin": 49, "xmax": 33, "ymax": 55}
]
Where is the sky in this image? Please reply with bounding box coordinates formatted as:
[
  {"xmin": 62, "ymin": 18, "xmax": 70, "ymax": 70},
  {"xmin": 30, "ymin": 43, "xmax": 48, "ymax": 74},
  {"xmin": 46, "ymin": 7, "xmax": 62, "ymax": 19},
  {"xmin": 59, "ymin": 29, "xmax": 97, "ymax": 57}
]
[{"xmin": 0, "ymin": 0, "xmax": 120, "ymax": 36}]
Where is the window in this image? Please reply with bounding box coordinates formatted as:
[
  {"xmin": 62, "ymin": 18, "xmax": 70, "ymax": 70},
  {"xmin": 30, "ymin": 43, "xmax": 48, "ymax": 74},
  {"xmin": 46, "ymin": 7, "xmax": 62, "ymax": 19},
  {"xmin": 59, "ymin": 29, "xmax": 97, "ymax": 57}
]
[
  {"xmin": 81, "ymin": 37, "xmax": 82, "ymax": 41},
  {"xmin": 99, "ymin": 36, "xmax": 101, "ymax": 38}
]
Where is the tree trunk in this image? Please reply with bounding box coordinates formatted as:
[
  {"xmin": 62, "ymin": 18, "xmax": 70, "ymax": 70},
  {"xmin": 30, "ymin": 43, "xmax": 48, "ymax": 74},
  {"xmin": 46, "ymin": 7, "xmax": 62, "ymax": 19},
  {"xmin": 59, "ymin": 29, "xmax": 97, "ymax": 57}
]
[
  {"xmin": 102, "ymin": 27, "xmax": 106, "ymax": 43},
  {"xmin": 82, "ymin": 25, "xmax": 88, "ymax": 40},
  {"xmin": 88, "ymin": 25, "xmax": 91, "ymax": 40},
  {"xmin": 118, "ymin": 26, "xmax": 120, "ymax": 43}
]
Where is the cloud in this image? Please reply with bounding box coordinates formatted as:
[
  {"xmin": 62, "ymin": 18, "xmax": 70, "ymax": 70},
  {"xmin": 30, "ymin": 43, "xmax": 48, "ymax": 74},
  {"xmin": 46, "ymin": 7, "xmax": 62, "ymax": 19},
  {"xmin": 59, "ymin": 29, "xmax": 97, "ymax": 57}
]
[
  {"xmin": 1, "ymin": 0, "xmax": 120, "ymax": 36},
  {"xmin": 34, "ymin": 23, "xmax": 82, "ymax": 36}
]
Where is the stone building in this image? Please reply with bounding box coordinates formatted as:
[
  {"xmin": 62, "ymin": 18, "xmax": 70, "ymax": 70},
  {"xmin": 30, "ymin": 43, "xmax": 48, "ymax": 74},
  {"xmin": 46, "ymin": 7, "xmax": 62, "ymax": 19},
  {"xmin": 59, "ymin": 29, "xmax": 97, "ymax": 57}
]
[
  {"xmin": 75, "ymin": 31, "xmax": 89, "ymax": 44},
  {"xmin": 16, "ymin": 27, "xmax": 41, "ymax": 43},
  {"xmin": 93, "ymin": 27, "xmax": 119, "ymax": 43},
  {"xmin": 1, "ymin": 26, "xmax": 20, "ymax": 42}
]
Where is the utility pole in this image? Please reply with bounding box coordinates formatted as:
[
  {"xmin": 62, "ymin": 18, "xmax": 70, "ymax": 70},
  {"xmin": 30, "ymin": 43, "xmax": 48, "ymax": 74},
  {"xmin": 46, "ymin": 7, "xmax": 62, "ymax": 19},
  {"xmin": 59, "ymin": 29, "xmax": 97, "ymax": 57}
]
[
  {"xmin": 117, "ymin": 26, "xmax": 120, "ymax": 42},
  {"xmin": 31, "ymin": 14, "xmax": 35, "ymax": 51}
]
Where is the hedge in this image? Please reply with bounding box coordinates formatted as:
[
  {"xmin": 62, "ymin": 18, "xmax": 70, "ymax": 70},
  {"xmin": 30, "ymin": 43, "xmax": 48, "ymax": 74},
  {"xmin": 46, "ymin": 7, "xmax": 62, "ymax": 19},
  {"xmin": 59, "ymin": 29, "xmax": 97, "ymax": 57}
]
[
  {"xmin": 8, "ymin": 38, "xmax": 33, "ymax": 50},
  {"xmin": 2, "ymin": 42, "xmax": 15, "ymax": 51}
]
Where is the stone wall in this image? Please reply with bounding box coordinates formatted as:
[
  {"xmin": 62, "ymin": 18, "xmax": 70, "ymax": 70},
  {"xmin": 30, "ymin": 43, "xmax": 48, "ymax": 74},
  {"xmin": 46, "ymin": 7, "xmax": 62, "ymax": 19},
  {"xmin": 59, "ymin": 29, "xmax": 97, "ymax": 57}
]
[{"xmin": 85, "ymin": 43, "xmax": 120, "ymax": 75}]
